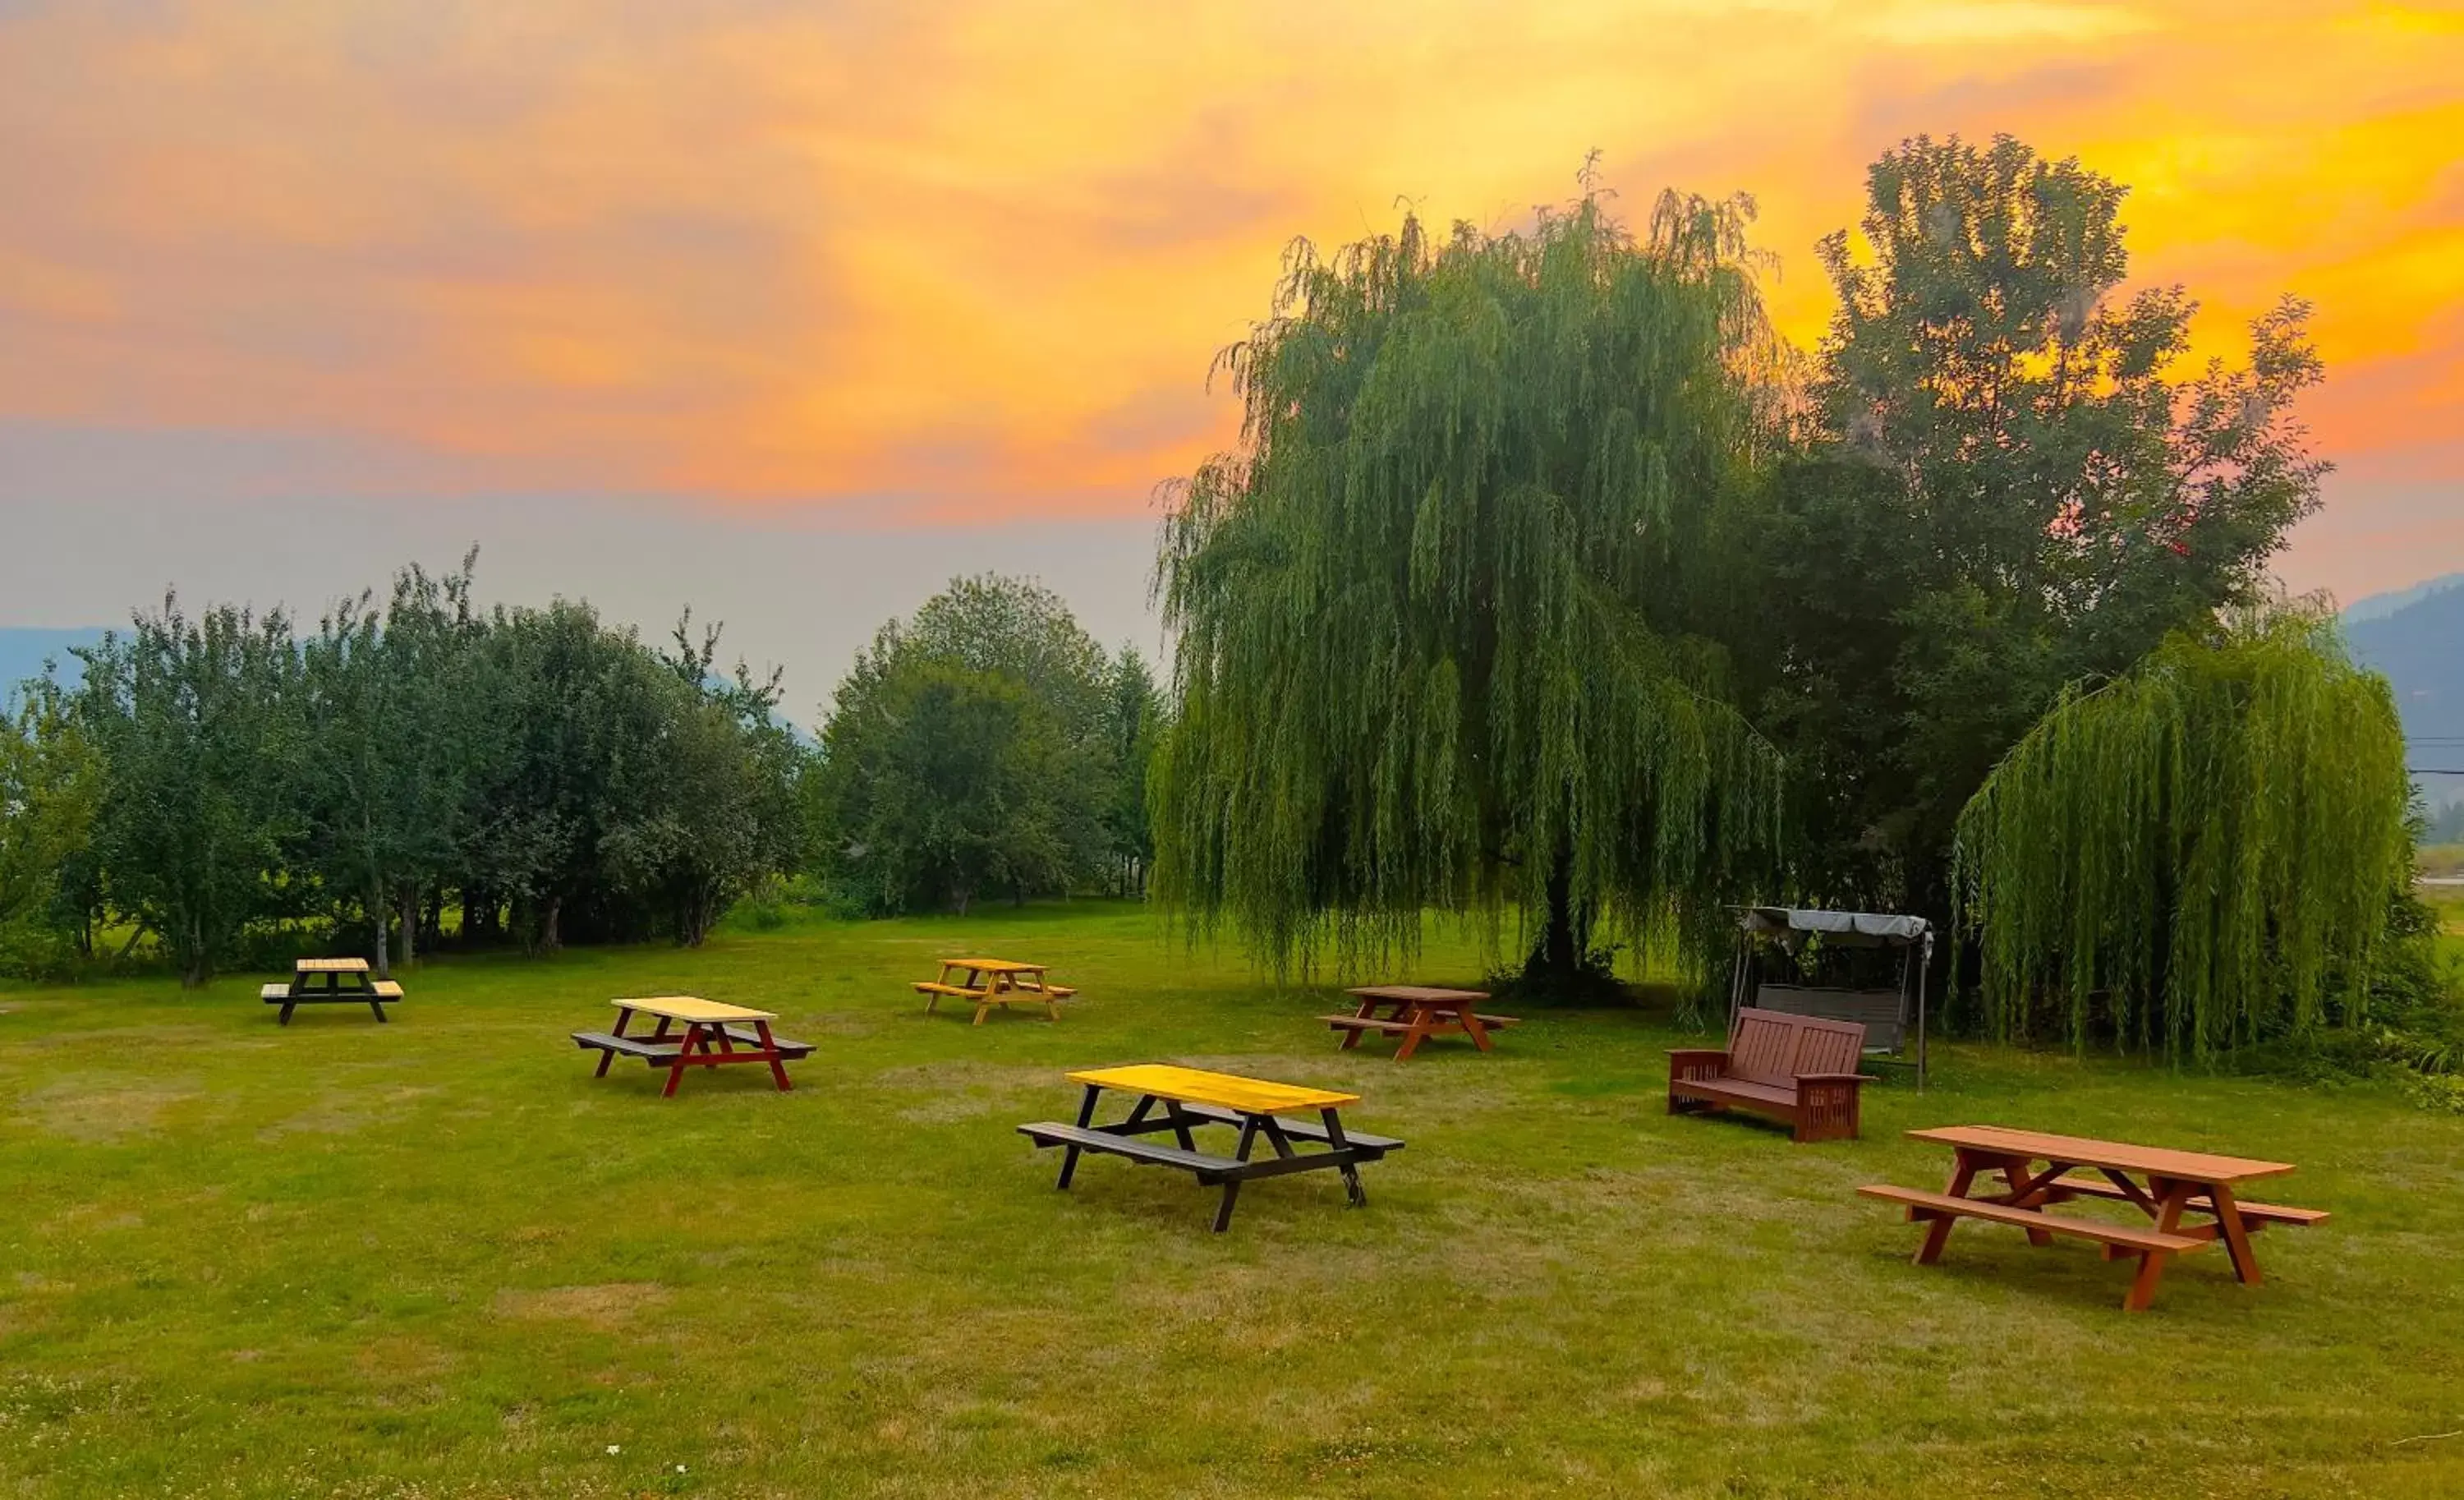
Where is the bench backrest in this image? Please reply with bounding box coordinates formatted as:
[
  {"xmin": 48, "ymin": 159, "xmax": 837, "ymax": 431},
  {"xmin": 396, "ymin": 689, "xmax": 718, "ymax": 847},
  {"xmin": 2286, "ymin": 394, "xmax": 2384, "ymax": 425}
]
[
  {"xmin": 1751, "ymin": 984, "xmax": 1906, "ymax": 1052},
  {"xmin": 1726, "ymin": 1007, "xmax": 1869, "ymax": 1088}
]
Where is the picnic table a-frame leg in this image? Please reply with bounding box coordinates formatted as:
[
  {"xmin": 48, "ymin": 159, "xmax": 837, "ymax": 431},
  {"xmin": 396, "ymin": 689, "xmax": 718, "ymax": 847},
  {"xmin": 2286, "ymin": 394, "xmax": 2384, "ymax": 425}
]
[
  {"xmin": 1055, "ymin": 1084, "xmax": 1104, "ymax": 1189},
  {"xmin": 1392, "ymin": 1006, "xmax": 1441, "ymax": 1061},
  {"xmin": 1322, "ymin": 1107, "xmax": 1368, "ymax": 1207}
]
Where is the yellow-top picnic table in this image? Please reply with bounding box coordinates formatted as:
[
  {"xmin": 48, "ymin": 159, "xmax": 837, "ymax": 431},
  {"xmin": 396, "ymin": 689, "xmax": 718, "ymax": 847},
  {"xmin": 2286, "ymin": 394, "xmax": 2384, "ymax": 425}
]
[
  {"xmin": 261, "ymin": 957, "xmax": 404, "ymax": 1024},
  {"xmin": 570, "ymin": 996, "xmax": 815, "ymax": 1097},
  {"xmin": 915, "ymin": 958, "xmax": 1077, "ymax": 1024},
  {"xmin": 1018, "ymin": 1063, "xmax": 1404, "ymax": 1231}
]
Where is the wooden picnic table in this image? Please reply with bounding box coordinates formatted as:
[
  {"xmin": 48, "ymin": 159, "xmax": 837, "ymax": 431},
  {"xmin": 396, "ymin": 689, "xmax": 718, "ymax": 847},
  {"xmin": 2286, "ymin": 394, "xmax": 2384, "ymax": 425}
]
[
  {"xmin": 1018, "ymin": 1064, "xmax": 1404, "ymax": 1231},
  {"xmin": 915, "ymin": 958, "xmax": 1077, "ymax": 1024},
  {"xmin": 570, "ymin": 996, "xmax": 814, "ymax": 1098},
  {"xmin": 1324, "ymin": 985, "xmax": 1520, "ymax": 1059},
  {"xmin": 261, "ymin": 957, "xmax": 402, "ymax": 1025},
  {"xmin": 1859, "ymin": 1124, "xmax": 2328, "ymax": 1311}
]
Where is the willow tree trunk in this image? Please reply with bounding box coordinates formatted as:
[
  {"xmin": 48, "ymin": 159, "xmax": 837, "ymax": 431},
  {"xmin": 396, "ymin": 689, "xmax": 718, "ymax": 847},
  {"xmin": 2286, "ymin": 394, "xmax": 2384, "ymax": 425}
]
[{"xmin": 1522, "ymin": 853, "xmax": 1588, "ymax": 987}]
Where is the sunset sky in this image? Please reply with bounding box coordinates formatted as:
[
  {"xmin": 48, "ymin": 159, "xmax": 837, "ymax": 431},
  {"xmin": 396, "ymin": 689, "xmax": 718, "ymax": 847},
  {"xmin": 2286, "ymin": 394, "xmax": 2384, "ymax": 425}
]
[{"xmin": 2, "ymin": 0, "xmax": 2458, "ymax": 699}]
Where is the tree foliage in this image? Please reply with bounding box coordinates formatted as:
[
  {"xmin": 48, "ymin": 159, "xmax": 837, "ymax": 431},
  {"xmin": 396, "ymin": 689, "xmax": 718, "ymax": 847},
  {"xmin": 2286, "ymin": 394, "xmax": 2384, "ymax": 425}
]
[
  {"xmin": 1745, "ymin": 134, "xmax": 2328, "ymax": 914},
  {"xmin": 1154, "ymin": 191, "xmax": 1786, "ymax": 981},
  {"xmin": 1953, "ymin": 609, "xmax": 2411, "ymax": 1056},
  {"xmin": 812, "ymin": 574, "xmax": 1155, "ymax": 915},
  {"xmin": 3, "ymin": 557, "xmax": 804, "ymax": 982}
]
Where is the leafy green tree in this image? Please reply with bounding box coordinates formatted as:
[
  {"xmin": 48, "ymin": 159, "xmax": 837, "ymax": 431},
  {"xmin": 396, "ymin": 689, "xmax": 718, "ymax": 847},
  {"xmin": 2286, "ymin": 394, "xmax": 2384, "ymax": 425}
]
[
  {"xmin": 812, "ymin": 576, "xmax": 1115, "ymax": 914},
  {"xmin": 1954, "ymin": 609, "xmax": 2411, "ymax": 1055},
  {"xmin": 1102, "ymin": 648, "xmax": 1165, "ymax": 899},
  {"xmin": 0, "ymin": 676, "xmax": 102, "ymax": 974},
  {"xmin": 1749, "ymin": 133, "xmax": 2328, "ymax": 916},
  {"xmin": 1153, "ymin": 192, "xmax": 1785, "ymax": 985},
  {"xmin": 73, "ymin": 599, "xmax": 304, "ymax": 987}
]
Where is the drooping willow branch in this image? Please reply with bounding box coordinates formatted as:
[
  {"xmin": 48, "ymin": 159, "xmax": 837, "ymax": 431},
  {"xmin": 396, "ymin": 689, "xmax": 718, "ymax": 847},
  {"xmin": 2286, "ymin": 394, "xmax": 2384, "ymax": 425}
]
[
  {"xmin": 1952, "ymin": 608, "xmax": 2411, "ymax": 1056},
  {"xmin": 1152, "ymin": 191, "xmax": 1788, "ymax": 980}
]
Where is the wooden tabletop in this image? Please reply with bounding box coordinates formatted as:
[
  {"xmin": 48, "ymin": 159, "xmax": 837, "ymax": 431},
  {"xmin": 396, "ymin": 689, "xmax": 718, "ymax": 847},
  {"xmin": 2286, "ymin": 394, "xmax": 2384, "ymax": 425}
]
[
  {"xmin": 297, "ymin": 957, "xmax": 370, "ymax": 973},
  {"xmin": 944, "ymin": 958, "xmax": 1046, "ymax": 973},
  {"xmin": 1069, "ymin": 1064, "xmax": 1360, "ymax": 1114},
  {"xmin": 613, "ymin": 996, "xmax": 779, "ymax": 1024},
  {"xmin": 1909, "ymin": 1125, "xmax": 2296, "ymax": 1184},
  {"xmin": 1348, "ymin": 985, "xmax": 1490, "ymax": 1005}
]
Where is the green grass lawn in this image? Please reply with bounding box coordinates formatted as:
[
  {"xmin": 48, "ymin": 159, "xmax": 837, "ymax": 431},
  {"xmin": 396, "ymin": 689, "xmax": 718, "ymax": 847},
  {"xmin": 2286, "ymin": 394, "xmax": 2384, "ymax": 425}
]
[{"xmin": 5, "ymin": 901, "xmax": 2463, "ymax": 1498}]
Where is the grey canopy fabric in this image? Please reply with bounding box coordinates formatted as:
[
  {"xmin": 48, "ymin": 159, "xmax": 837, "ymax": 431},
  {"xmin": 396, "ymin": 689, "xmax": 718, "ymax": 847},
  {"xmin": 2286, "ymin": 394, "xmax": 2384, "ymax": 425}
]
[{"xmin": 1736, "ymin": 906, "xmax": 1930, "ymax": 947}]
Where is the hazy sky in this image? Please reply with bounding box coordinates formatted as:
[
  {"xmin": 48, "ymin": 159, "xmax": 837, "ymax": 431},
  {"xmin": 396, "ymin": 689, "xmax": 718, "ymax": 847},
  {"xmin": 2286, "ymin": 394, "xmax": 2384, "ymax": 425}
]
[{"xmin": 2, "ymin": 0, "xmax": 2458, "ymax": 708}]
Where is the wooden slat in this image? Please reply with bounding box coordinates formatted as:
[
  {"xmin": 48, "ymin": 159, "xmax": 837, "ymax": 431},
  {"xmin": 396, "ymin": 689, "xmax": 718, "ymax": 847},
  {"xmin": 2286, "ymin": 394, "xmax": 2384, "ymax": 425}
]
[
  {"xmin": 612, "ymin": 996, "xmax": 778, "ymax": 1024},
  {"xmin": 941, "ymin": 958, "xmax": 1044, "ymax": 973},
  {"xmin": 1857, "ymin": 1185, "xmax": 2205, "ymax": 1253},
  {"xmin": 1172, "ymin": 1102, "xmax": 1405, "ymax": 1152},
  {"xmin": 1068, "ymin": 1064, "xmax": 1358, "ymax": 1114},
  {"xmin": 2048, "ymin": 1174, "xmax": 2328, "ymax": 1226},
  {"xmin": 1346, "ymin": 984, "xmax": 1492, "ymax": 1005},
  {"xmin": 295, "ymin": 957, "xmax": 370, "ymax": 973},
  {"xmin": 1018, "ymin": 1121, "xmax": 1243, "ymax": 1176},
  {"xmin": 1910, "ymin": 1125, "xmax": 2295, "ymax": 1184}
]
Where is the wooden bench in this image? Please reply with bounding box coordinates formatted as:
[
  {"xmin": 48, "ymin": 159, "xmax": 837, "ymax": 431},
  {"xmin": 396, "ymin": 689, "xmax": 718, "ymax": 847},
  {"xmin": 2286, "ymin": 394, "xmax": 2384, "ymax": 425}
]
[
  {"xmin": 1018, "ymin": 1121, "xmax": 1246, "ymax": 1182},
  {"xmin": 1668, "ymin": 1007, "xmax": 1871, "ymax": 1143}
]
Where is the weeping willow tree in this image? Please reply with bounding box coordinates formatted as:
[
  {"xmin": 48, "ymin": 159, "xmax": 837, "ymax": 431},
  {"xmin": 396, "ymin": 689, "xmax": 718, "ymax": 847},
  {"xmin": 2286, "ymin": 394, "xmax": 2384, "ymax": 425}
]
[
  {"xmin": 1153, "ymin": 189, "xmax": 1788, "ymax": 987},
  {"xmin": 1953, "ymin": 609, "xmax": 2412, "ymax": 1056}
]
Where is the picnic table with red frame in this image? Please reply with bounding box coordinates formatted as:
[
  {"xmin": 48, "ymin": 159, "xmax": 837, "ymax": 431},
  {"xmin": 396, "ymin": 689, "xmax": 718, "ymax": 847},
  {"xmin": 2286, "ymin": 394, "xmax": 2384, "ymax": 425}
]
[
  {"xmin": 1859, "ymin": 1124, "xmax": 2327, "ymax": 1311},
  {"xmin": 1322, "ymin": 985, "xmax": 1520, "ymax": 1059},
  {"xmin": 570, "ymin": 996, "xmax": 814, "ymax": 1097}
]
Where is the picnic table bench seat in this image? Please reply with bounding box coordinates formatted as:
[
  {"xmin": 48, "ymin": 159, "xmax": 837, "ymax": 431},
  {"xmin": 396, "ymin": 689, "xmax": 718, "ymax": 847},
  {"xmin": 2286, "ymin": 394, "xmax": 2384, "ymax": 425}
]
[
  {"xmin": 1668, "ymin": 1007, "xmax": 1872, "ymax": 1142},
  {"xmin": 571, "ymin": 1025, "xmax": 816, "ymax": 1064},
  {"xmin": 1318, "ymin": 1011, "xmax": 1519, "ymax": 1037},
  {"xmin": 1018, "ymin": 1121, "xmax": 1248, "ymax": 1180},
  {"xmin": 1858, "ymin": 1185, "xmax": 2206, "ymax": 1255},
  {"xmin": 2039, "ymin": 1173, "xmax": 2329, "ymax": 1228}
]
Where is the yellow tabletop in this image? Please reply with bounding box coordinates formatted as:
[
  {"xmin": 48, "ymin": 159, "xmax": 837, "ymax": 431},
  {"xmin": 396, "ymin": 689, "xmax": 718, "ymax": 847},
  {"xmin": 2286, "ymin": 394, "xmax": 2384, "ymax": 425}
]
[
  {"xmin": 1068, "ymin": 1064, "xmax": 1359, "ymax": 1115},
  {"xmin": 297, "ymin": 957, "xmax": 370, "ymax": 973},
  {"xmin": 613, "ymin": 996, "xmax": 778, "ymax": 1024},
  {"xmin": 943, "ymin": 958, "xmax": 1045, "ymax": 973}
]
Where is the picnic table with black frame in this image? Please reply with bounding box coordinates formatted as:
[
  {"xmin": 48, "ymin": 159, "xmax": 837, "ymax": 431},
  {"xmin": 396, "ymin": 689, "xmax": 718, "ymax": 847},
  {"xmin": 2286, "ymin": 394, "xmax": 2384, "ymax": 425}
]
[
  {"xmin": 1323, "ymin": 985, "xmax": 1519, "ymax": 1059},
  {"xmin": 1018, "ymin": 1064, "xmax": 1404, "ymax": 1231},
  {"xmin": 570, "ymin": 996, "xmax": 815, "ymax": 1097},
  {"xmin": 1859, "ymin": 1124, "xmax": 2328, "ymax": 1311},
  {"xmin": 261, "ymin": 958, "xmax": 402, "ymax": 1024}
]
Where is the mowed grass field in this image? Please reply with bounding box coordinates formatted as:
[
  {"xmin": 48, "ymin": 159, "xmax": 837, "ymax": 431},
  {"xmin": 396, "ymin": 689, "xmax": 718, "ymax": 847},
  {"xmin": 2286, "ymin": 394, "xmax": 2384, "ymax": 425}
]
[{"xmin": 5, "ymin": 902, "xmax": 2464, "ymax": 1498}]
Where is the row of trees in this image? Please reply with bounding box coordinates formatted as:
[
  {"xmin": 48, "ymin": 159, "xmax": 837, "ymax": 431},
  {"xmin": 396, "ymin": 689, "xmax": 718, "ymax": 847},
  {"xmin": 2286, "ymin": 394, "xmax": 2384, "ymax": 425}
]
[
  {"xmin": 1153, "ymin": 132, "xmax": 2420, "ymax": 1050},
  {"xmin": 0, "ymin": 564, "xmax": 1163, "ymax": 983},
  {"xmin": 1, "ymin": 557, "xmax": 806, "ymax": 984}
]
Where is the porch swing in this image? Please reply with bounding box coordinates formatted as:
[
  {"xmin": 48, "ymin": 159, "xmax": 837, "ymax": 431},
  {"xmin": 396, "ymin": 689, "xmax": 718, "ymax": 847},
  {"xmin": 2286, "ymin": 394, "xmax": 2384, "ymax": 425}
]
[{"xmin": 1728, "ymin": 906, "xmax": 1935, "ymax": 1088}]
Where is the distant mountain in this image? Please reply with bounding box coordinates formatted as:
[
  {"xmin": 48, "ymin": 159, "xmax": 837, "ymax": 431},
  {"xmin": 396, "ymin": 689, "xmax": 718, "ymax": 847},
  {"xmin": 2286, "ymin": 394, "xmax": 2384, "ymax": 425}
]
[
  {"xmin": 2346, "ymin": 573, "xmax": 2464, "ymax": 625},
  {"xmin": 0, "ymin": 627, "xmax": 106, "ymax": 706},
  {"xmin": 2345, "ymin": 578, "xmax": 2464, "ymax": 805}
]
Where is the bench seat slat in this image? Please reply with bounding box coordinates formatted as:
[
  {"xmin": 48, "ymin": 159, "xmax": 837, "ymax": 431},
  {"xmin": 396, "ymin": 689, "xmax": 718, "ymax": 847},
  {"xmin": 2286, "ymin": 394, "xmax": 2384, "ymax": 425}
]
[
  {"xmin": 1858, "ymin": 1185, "xmax": 2205, "ymax": 1253},
  {"xmin": 2048, "ymin": 1174, "xmax": 2328, "ymax": 1226},
  {"xmin": 1170, "ymin": 1102, "xmax": 1404, "ymax": 1153},
  {"xmin": 572, "ymin": 1028, "xmax": 814, "ymax": 1063},
  {"xmin": 1018, "ymin": 1121, "xmax": 1243, "ymax": 1178}
]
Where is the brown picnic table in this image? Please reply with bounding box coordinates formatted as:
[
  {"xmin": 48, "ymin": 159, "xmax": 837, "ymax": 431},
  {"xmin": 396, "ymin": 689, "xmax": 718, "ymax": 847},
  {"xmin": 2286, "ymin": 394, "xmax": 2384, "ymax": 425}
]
[
  {"xmin": 914, "ymin": 958, "xmax": 1077, "ymax": 1024},
  {"xmin": 261, "ymin": 958, "xmax": 402, "ymax": 1024},
  {"xmin": 1859, "ymin": 1124, "xmax": 2328, "ymax": 1311},
  {"xmin": 570, "ymin": 996, "xmax": 814, "ymax": 1098},
  {"xmin": 1324, "ymin": 985, "xmax": 1519, "ymax": 1059}
]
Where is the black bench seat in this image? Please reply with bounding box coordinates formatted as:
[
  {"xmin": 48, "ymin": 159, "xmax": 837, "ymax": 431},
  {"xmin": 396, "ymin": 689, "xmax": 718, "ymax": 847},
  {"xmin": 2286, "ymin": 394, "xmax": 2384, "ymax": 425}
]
[{"xmin": 571, "ymin": 1026, "xmax": 815, "ymax": 1065}]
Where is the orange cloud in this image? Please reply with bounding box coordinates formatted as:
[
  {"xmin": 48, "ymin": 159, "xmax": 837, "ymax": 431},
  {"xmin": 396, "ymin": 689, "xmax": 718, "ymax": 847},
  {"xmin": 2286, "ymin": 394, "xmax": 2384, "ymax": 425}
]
[{"xmin": 0, "ymin": 0, "xmax": 2457, "ymax": 549}]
